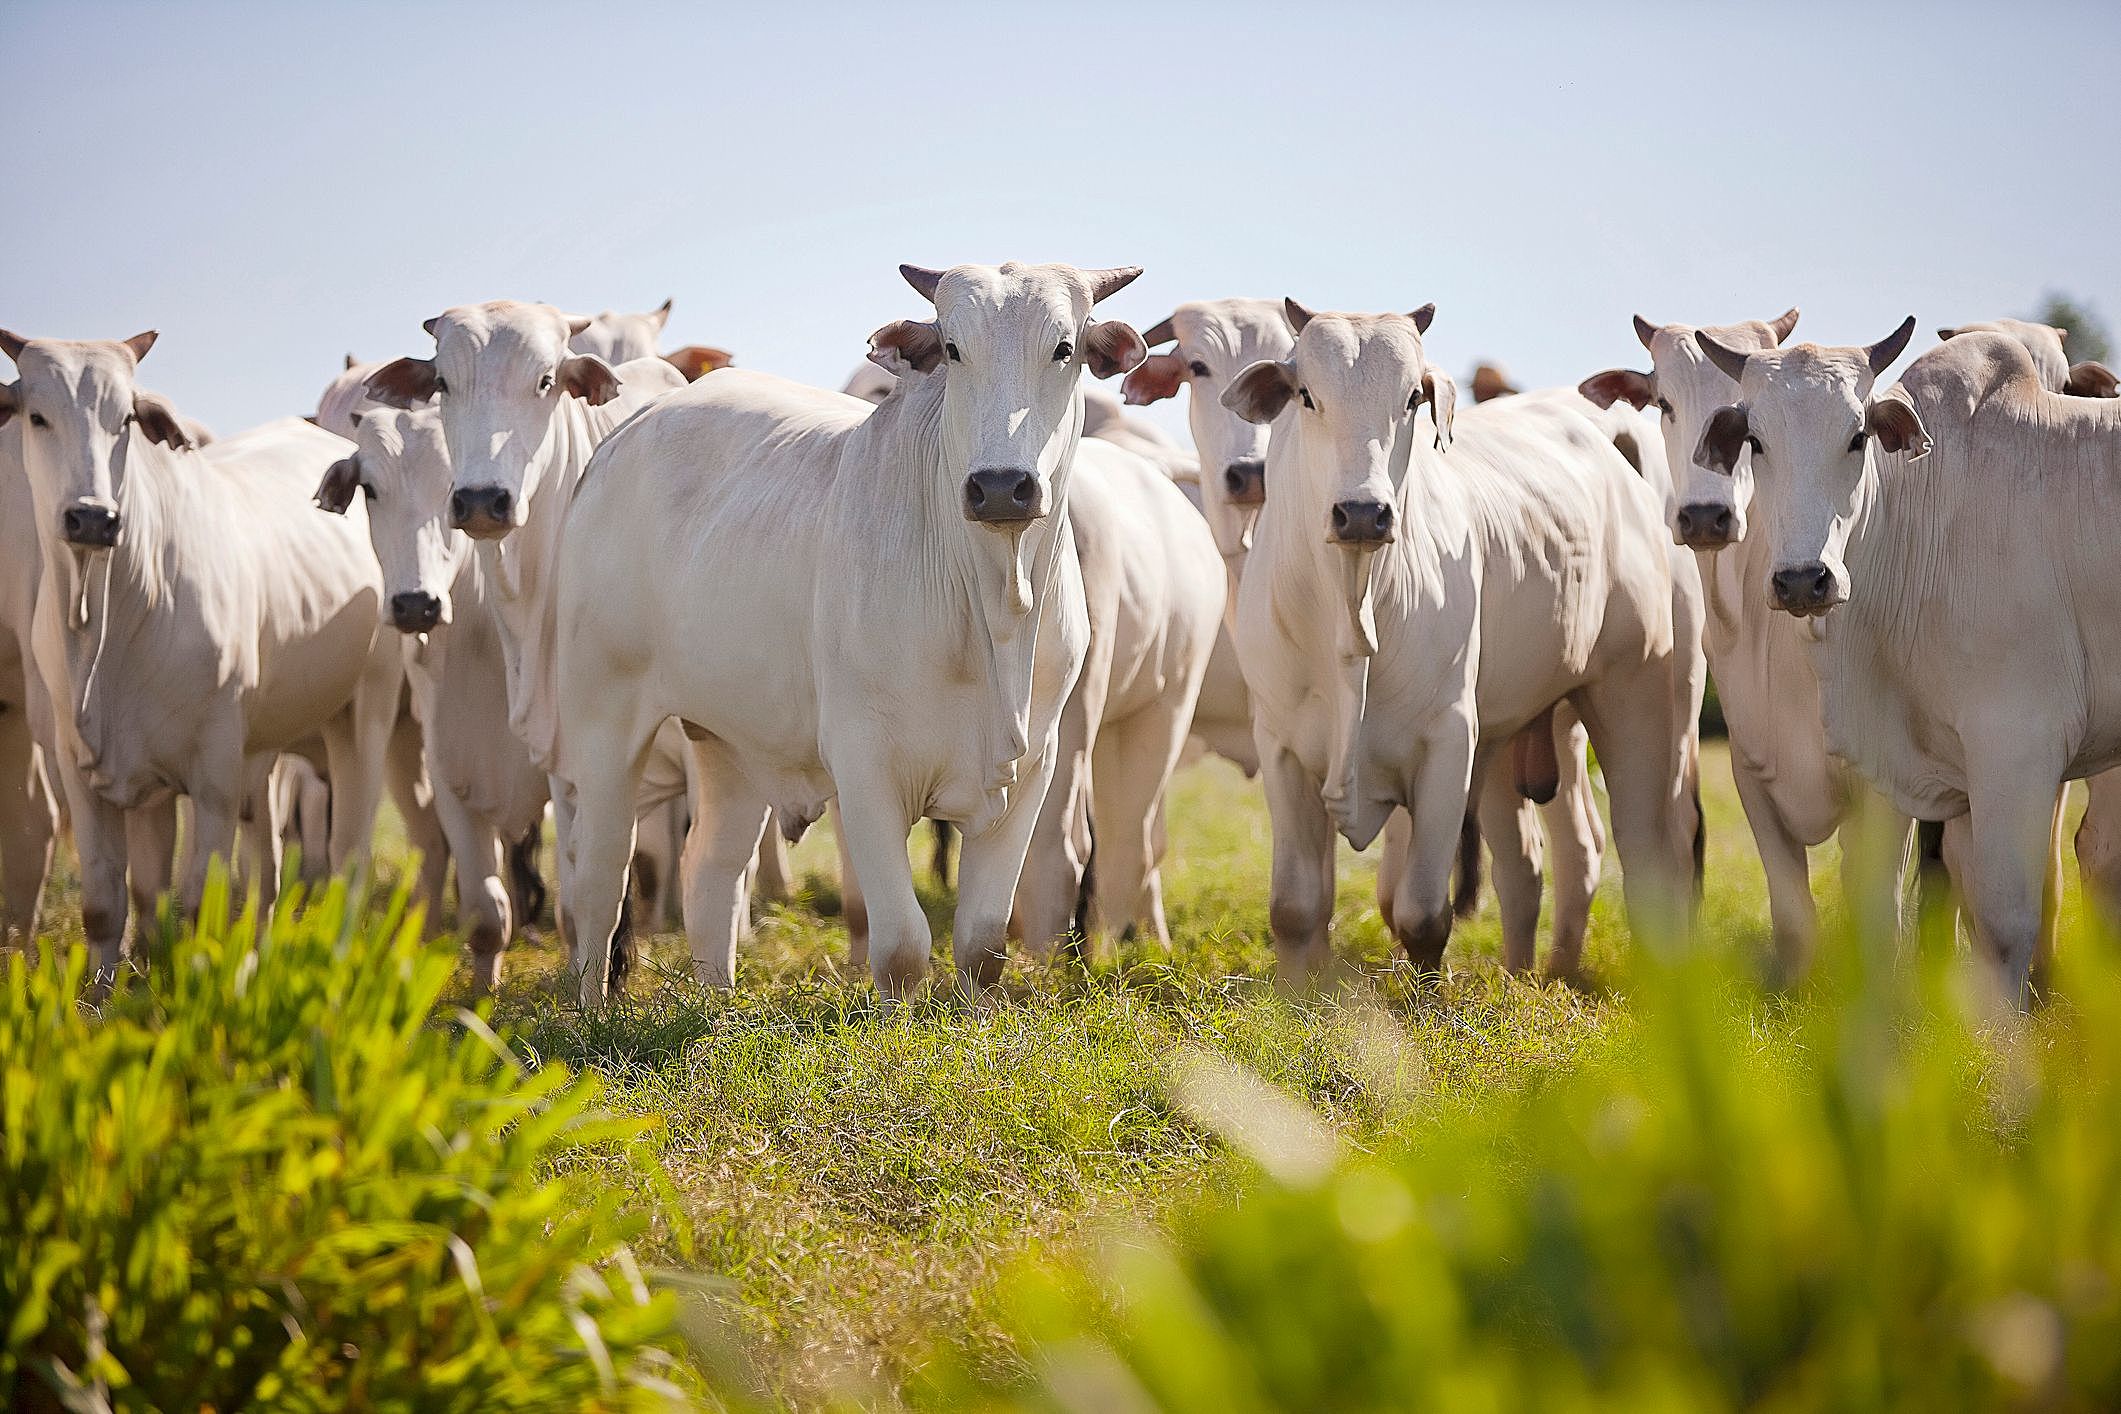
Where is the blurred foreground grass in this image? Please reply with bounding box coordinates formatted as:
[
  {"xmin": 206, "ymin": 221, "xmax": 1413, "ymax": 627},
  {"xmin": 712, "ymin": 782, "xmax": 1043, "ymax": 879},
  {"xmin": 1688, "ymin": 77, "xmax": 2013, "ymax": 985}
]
[{"xmin": 7, "ymin": 746, "xmax": 2116, "ymax": 1410}]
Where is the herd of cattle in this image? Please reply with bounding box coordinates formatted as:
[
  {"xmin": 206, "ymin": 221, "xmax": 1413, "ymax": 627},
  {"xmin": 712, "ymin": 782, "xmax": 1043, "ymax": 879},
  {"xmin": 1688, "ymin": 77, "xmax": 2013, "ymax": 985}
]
[{"xmin": 2, "ymin": 262, "xmax": 2117, "ymax": 1009}]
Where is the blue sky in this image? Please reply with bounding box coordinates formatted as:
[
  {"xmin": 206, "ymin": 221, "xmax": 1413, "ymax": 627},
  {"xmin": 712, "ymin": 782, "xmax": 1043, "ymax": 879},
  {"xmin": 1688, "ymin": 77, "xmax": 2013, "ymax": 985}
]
[{"xmin": 3, "ymin": 1, "xmax": 2115, "ymax": 436}]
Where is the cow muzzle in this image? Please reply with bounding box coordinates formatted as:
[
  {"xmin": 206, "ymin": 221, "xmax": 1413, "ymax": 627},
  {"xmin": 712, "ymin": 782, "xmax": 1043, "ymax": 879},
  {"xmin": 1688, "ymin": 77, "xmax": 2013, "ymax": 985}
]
[
  {"xmin": 1673, "ymin": 502, "xmax": 1737, "ymax": 550},
  {"xmin": 62, "ymin": 498, "xmax": 121, "ymax": 549},
  {"xmin": 1769, "ymin": 561, "xmax": 1845, "ymax": 617},
  {"xmin": 963, "ymin": 467, "xmax": 1044, "ymax": 524},
  {"xmin": 1221, "ymin": 458, "xmax": 1267, "ymax": 507},
  {"xmin": 1328, "ymin": 498, "xmax": 1395, "ymax": 545},
  {"xmin": 449, "ymin": 485, "xmax": 517, "ymax": 539},
  {"xmin": 388, "ymin": 590, "xmax": 445, "ymax": 634}
]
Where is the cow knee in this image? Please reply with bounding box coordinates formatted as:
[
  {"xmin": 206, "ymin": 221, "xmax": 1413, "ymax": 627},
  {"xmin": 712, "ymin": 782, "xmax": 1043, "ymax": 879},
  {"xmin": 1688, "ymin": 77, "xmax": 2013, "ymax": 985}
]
[
  {"xmin": 1269, "ymin": 892, "xmax": 1329, "ymax": 949},
  {"xmin": 1395, "ymin": 907, "xmax": 1453, "ymax": 973}
]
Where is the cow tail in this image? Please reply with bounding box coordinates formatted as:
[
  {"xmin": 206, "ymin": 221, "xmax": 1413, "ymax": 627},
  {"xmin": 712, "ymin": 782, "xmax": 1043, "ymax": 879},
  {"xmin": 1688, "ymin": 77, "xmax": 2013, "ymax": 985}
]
[
  {"xmin": 1072, "ymin": 814, "xmax": 1098, "ymax": 945},
  {"xmin": 1452, "ymin": 812, "xmax": 1483, "ymax": 920},
  {"xmin": 1914, "ymin": 819, "xmax": 1948, "ymax": 922},
  {"xmin": 606, "ymin": 887, "xmax": 637, "ymax": 991},
  {"xmin": 509, "ymin": 828, "xmax": 548, "ymax": 926},
  {"xmin": 1692, "ymin": 782, "xmax": 1708, "ymax": 892},
  {"xmin": 930, "ymin": 818, "xmax": 956, "ymax": 889}
]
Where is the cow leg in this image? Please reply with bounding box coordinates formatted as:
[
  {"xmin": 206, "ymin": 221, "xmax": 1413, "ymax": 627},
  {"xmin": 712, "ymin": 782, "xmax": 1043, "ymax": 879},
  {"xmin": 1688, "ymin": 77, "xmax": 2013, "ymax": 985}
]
[
  {"xmin": 2080, "ymin": 772, "xmax": 2121, "ymax": 922},
  {"xmin": 60, "ymin": 760, "xmax": 130, "ymax": 976},
  {"xmin": 123, "ymin": 799, "xmax": 178, "ymax": 968},
  {"xmin": 429, "ymin": 777, "xmax": 510, "ymax": 994},
  {"xmin": 1475, "ymin": 763, "xmax": 1544, "ymax": 974},
  {"xmin": 557, "ymin": 723, "xmax": 657, "ymax": 1006},
  {"xmin": 0, "ymin": 707, "xmax": 56, "ymax": 944},
  {"xmin": 1260, "ymin": 741, "xmax": 1336, "ymax": 980},
  {"xmin": 751, "ymin": 820, "xmax": 793, "ymax": 907},
  {"xmin": 832, "ymin": 762, "xmax": 928, "ymax": 1000},
  {"xmin": 387, "ymin": 711, "xmax": 451, "ymax": 915},
  {"xmin": 239, "ymin": 753, "xmax": 283, "ymax": 918},
  {"xmin": 954, "ymin": 740, "xmax": 1061, "ymax": 994},
  {"xmin": 1014, "ymin": 682, "xmax": 1092, "ymax": 960},
  {"xmin": 1388, "ymin": 728, "xmax": 1477, "ymax": 972},
  {"xmin": 830, "ymin": 801, "xmax": 869, "ymax": 969},
  {"xmin": 677, "ymin": 732, "xmax": 772, "ymax": 990},
  {"xmin": 320, "ymin": 645, "xmax": 402, "ymax": 880},
  {"xmin": 1572, "ymin": 669, "xmax": 1693, "ymax": 950},
  {"xmin": 1538, "ymin": 710, "xmax": 1604, "ymax": 981},
  {"xmin": 1727, "ymin": 763, "xmax": 1819, "ymax": 981},
  {"xmin": 1961, "ymin": 769, "xmax": 2067, "ymax": 1009},
  {"xmin": 179, "ymin": 781, "xmax": 243, "ymax": 923},
  {"xmin": 1090, "ymin": 699, "xmax": 1194, "ymax": 947},
  {"xmin": 1375, "ymin": 808, "xmax": 1409, "ymax": 937}
]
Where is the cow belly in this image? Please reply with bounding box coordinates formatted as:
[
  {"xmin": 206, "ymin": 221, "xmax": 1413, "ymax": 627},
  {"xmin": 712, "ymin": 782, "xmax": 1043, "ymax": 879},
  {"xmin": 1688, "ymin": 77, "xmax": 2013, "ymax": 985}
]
[{"xmin": 245, "ymin": 602, "xmax": 380, "ymax": 752}]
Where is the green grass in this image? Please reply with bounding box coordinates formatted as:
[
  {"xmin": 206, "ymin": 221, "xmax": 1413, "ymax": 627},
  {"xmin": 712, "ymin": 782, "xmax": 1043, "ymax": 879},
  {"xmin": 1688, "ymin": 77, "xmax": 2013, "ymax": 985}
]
[{"xmin": 16, "ymin": 746, "xmax": 2110, "ymax": 1407}]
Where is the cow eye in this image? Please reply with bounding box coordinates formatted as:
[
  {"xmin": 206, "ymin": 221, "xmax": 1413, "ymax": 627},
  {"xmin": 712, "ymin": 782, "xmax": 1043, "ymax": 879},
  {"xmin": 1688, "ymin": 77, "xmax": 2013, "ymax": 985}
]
[
  {"xmin": 28, "ymin": 413, "xmax": 47, "ymax": 428},
  {"xmin": 1299, "ymin": 387, "xmax": 1316, "ymax": 411},
  {"xmin": 121, "ymin": 411, "xmax": 137, "ymax": 426},
  {"xmin": 1053, "ymin": 340, "xmax": 1073, "ymax": 362},
  {"xmin": 945, "ymin": 342, "xmax": 962, "ymax": 363},
  {"xmin": 537, "ymin": 371, "xmax": 555, "ymax": 394},
  {"xmin": 1746, "ymin": 435, "xmax": 1765, "ymax": 455},
  {"xmin": 433, "ymin": 376, "xmax": 449, "ymax": 396},
  {"xmin": 1655, "ymin": 397, "xmax": 1673, "ymax": 418},
  {"xmin": 1407, "ymin": 388, "xmax": 1422, "ymax": 412},
  {"xmin": 361, "ymin": 483, "xmax": 377, "ymax": 502},
  {"xmin": 1846, "ymin": 431, "xmax": 1866, "ymax": 453},
  {"xmin": 1189, "ymin": 360, "xmax": 1210, "ymax": 378}
]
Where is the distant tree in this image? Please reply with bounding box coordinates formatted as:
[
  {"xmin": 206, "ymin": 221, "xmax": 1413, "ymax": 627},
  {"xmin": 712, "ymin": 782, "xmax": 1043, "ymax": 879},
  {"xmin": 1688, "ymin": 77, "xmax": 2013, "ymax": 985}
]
[{"xmin": 2030, "ymin": 291, "xmax": 2111, "ymax": 364}]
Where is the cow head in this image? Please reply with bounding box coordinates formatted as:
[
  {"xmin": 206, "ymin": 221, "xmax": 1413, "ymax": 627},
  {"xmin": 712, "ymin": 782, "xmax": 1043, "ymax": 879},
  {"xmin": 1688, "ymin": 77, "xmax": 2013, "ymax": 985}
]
[
  {"xmin": 1580, "ymin": 308, "xmax": 1799, "ymax": 551},
  {"xmin": 316, "ymin": 405, "xmax": 467, "ymax": 633},
  {"xmin": 1121, "ymin": 298, "xmax": 1295, "ymax": 560},
  {"xmin": 0, "ymin": 327, "xmax": 192, "ymax": 553},
  {"xmin": 1693, "ymin": 317, "xmax": 1923, "ymax": 618},
  {"xmin": 1223, "ymin": 303, "xmax": 1450, "ymax": 656},
  {"xmin": 1936, "ymin": 318, "xmax": 2120, "ymax": 399},
  {"xmin": 366, "ymin": 301, "xmax": 624, "ymax": 541},
  {"xmin": 874, "ymin": 261, "xmax": 1144, "ymax": 532},
  {"xmin": 565, "ymin": 298, "xmax": 673, "ymax": 365}
]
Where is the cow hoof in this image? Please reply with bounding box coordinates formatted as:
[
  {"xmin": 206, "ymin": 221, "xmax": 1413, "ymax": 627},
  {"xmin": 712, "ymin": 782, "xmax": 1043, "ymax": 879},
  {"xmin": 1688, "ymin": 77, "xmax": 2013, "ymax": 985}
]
[
  {"xmin": 469, "ymin": 949, "xmax": 503, "ymax": 995},
  {"xmin": 1395, "ymin": 910, "xmax": 1452, "ymax": 973}
]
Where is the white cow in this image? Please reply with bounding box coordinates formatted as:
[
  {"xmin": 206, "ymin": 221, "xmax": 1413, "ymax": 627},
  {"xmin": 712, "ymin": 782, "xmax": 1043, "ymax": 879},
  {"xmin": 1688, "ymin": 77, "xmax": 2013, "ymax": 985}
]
[
  {"xmin": 362, "ymin": 302, "xmax": 688, "ymax": 984},
  {"xmin": 547, "ymin": 261, "xmax": 1143, "ymax": 1001},
  {"xmin": 1010, "ymin": 436, "xmax": 1224, "ymax": 953},
  {"xmin": 1226, "ymin": 303, "xmax": 1698, "ymax": 976},
  {"xmin": 0, "ymin": 330, "xmax": 401, "ymax": 973},
  {"xmin": 1126, "ymin": 300, "xmax": 1638, "ymax": 974},
  {"xmin": 566, "ymin": 299, "xmax": 673, "ymax": 365},
  {"xmin": 1693, "ymin": 321, "xmax": 2121, "ymax": 1001}
]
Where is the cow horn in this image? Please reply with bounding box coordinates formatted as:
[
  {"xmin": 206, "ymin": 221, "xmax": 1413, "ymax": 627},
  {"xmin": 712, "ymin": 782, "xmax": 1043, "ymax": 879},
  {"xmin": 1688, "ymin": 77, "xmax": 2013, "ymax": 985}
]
[
  {"xmin": 1284, "ymin": 298, "xmax": 1315, "ymax": 334},
  {"xmin": 0, "ymin": 329, "xmax": 25, "ymax": 363},
  {"xmin": 900, "ymin": 265, "xmax": 946, "ymax": 302},
  {"xmin": 1633, "ymin": 314, "xmax": 1659, "ymax": 351},
  {"xmin": 422, "ymin": 316, "xmax": 441, "ymax": 337},
  {"xmin": 1865, "ymin": 315, "xmax": 1917, "ymax": 376},
  {"xmin": 122, "ymin": 331, "xmax": 158, "ymax": 364},
  {"xmin": 1081, "ymin": 266, "xmax": 1142, "ymax": 303},
  {"xmin": 1696, "ymin": 329, "xmax": 1752, "ymax": 383},
  {"xmin": 1140, "ymin": 316, "xmax": 1178, "ymax": 348},
  {"xmin": 1768, "ymin": 307, "xmax": 1800, "ymax": 344},
  {"xmin": 1409, "ymin": 303, "xmax": 1436, "ymax": 334}
]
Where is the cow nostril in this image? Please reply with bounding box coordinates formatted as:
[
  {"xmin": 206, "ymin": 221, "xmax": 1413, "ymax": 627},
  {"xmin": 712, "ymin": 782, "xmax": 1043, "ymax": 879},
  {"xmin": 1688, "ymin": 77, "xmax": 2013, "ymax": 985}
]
[
  {"xmin": 1375, "ymin": 505, "xmax": 1395, "ymax": 533},
  {"xmin": 449, "ymin": 490, "xmax": 472, "ymax": 525},
  {"xmin": 1331, "ymin": 505, "xmax": 1350, "ymax": 533},
  {"xmin": 965, "ymin": 480, "xmax": 987, "ymax": 510},
  {"xmin": 1011, "ymin": 475, "xmax": 1034, "ymax": 507},
  {"xmin": 490, "ymin": 489, "xmax": 513, "ymax": 520},
  {"xmin": 1224, "ymin": 468, "xmax": 1247, "ymax": 494}
]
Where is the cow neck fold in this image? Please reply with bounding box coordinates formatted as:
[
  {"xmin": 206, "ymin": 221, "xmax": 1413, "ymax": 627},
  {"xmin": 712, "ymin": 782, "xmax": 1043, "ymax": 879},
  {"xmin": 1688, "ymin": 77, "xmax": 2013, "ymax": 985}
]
[{"xmin": 839, "ymin": 369, "xmax": 1081, "ymax": 797}]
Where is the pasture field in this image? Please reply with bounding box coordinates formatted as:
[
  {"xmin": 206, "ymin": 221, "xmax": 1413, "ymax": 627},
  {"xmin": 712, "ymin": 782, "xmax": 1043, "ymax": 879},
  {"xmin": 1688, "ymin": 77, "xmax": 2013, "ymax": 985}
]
[{"xmin": 10, "ymin": 742, "xmax": 2114, "ymax": 1410}]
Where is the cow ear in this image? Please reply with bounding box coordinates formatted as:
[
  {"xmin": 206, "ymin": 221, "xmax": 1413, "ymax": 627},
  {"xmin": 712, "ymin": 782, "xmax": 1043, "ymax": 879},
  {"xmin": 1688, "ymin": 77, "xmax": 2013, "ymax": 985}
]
[
  {"xmin": 1578, "ymin": 368, "xmax": 1654, "ymax": 411},
  {"xmin": 1695, "ymin": 404, "xmax": 1751, "ymax": 475},
  {"xmin": 132, "ymin": 391, "xmax": 193, "ymax": 449},
  {"xmin": 365, "ymin": 357, "xmax": 440, "ymax": 409},
  {"xmin": 1223, "ymin": 360, "xmax": 1297, "ymax": 425},
  {"xmin": 0, "ymin": 381, "xmax": 16, "ymax": 428},
  {"xmin": 662, "ymin": 345, "xmax": 734, "ymax": 382},
  {"xmin": 1864, "ymin": 388, "xmax": 1931, "ymax": 459},
  {"xmin": 2064, "ymin": 360, "xmax": 2120, "ymax": 399},
  {"xmin": 1283, "ymin": 298, "xmax": 1314, "ymax": 335},
  {"xmin": 868, "ymin": 319, "xmax": 943, "ymax": 376},
  {"xmin": 315, "ymin": 456, "xmax": 361, "ymax": 514},
  {"xmin": 1083, "ymin": 320, "xmax": 1148, "ymax": 379},
  {"xmin": 1421, "ymin": 369, "xmax": 1456, "ymax": 451},
  {"xmin": 1122, "ymin": 352, "xmax": 1187, "ymax": 406},
  {"xmin": 558, "ymin": 354, "xmax": 621, "ymax": 405},
  {"xmin": 1935, "ymin": 327, "xmax": 1960, "ymax": 342}
]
